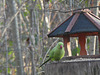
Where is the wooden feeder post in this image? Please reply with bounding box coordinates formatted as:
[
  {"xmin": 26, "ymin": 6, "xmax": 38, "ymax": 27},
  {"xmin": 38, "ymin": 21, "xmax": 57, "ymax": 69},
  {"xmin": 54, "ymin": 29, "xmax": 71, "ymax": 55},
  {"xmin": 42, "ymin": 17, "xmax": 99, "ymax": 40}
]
[
  {"xmin": 79, "ymin": 34, "xmax": 87, "ymax": 55},
  {"xmin": 63, "ymin": 35, "xmax": 72, "ymax": 56}
]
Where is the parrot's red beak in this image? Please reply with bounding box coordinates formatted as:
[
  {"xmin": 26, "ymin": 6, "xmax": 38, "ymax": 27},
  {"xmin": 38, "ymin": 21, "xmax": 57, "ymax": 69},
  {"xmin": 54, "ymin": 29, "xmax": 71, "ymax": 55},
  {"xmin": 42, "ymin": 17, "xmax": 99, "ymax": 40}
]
[{"xmin": 60, "ymin": 45, "xmax": 62, "ymax": 49}]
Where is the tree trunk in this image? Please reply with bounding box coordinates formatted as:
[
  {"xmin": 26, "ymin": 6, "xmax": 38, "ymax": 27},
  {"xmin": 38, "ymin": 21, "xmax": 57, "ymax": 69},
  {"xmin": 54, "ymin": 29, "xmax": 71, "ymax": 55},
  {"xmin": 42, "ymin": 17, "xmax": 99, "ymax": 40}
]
[
  {"xmin": 29, "ymin": 9, "xmax": 36, "ymax": 75},
  {"xmin": 6, "ymin": 0, "xmax": 24, "ymax": 75}
]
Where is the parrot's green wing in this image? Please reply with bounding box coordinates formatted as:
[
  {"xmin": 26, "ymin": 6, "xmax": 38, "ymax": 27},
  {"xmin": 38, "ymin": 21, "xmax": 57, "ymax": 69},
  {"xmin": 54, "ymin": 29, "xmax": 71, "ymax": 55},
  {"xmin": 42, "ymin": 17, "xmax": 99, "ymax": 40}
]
[
  {"xmin": 39, "ymin": 48, "xmax": 55, "ymax": 67},
  {"xmin": 49, "ymin": 47, "xmax": 55, "ymax": 61}
]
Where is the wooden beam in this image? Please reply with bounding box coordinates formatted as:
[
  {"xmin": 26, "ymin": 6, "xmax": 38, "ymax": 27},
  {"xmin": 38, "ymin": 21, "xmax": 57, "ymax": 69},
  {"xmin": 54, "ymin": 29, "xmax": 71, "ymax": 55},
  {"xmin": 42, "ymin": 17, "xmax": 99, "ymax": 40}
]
[
  {"xmin": 79, "ymin": 35, "xmax": 87, "ymax": 55},
  {"xmin": 88, "ymin": 12, "xmax": 100, "ymax": 20},
  {"xmin": 69, "ymin": 32, "xmax": 98, "ymax": 37},
  {"xmin": 84, "ymin": 12, "xmax": 100, "ymax": 30},
  {"xmin": 65, "ymin": 13, "xmax": 80, "ymax": 32},
  {"xmin": 63, "ymin": 35, "xmax": 72, "ymax": 56}
]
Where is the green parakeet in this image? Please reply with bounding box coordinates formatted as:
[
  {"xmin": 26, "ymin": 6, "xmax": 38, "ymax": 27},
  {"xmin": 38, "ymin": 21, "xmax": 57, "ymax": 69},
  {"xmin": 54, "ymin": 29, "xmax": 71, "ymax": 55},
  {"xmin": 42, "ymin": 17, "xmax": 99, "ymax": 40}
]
[{"xmin": 39, "ymin": 42, "xmax": 65, "ymax": 67}]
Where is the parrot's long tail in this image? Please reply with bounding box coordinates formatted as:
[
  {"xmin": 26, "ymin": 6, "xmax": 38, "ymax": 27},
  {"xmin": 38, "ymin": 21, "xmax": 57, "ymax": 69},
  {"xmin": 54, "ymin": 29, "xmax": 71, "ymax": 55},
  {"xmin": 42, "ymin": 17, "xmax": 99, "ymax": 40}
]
[{"xmin": 39, "ymin": 58, "xmax": 51, "ymax": 68}]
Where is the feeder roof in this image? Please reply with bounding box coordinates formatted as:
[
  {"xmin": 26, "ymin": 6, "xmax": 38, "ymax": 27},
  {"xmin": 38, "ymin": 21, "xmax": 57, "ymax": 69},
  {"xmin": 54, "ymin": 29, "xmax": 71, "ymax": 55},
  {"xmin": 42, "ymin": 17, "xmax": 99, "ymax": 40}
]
[{"xmin": 48, "ymin": 9, "xmax": 100, "ymax": 37}]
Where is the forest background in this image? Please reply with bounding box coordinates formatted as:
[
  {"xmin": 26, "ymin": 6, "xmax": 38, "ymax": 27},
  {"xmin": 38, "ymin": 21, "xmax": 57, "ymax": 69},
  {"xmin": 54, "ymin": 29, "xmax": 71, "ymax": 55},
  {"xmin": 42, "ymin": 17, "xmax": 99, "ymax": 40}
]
[{"xmin": 0, "ymin": 0, "xmax": 100, "ymax": 75}]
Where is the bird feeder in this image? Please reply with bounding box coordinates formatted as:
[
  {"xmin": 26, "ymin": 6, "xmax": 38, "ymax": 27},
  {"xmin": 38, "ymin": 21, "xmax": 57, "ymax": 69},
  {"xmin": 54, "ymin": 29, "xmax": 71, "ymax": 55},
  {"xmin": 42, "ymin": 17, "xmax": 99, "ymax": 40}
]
[{"xmin": 48, "ymin": 9, "xmax": 100, "ymax": 56}]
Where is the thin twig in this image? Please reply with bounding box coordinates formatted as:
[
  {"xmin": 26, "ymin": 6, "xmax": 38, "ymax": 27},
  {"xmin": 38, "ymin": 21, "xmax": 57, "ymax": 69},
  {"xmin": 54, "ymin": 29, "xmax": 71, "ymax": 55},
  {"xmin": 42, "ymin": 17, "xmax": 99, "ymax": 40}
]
[{"xmin": 77, "ymin": 0, "xmax": 84, "ymax": 6}]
